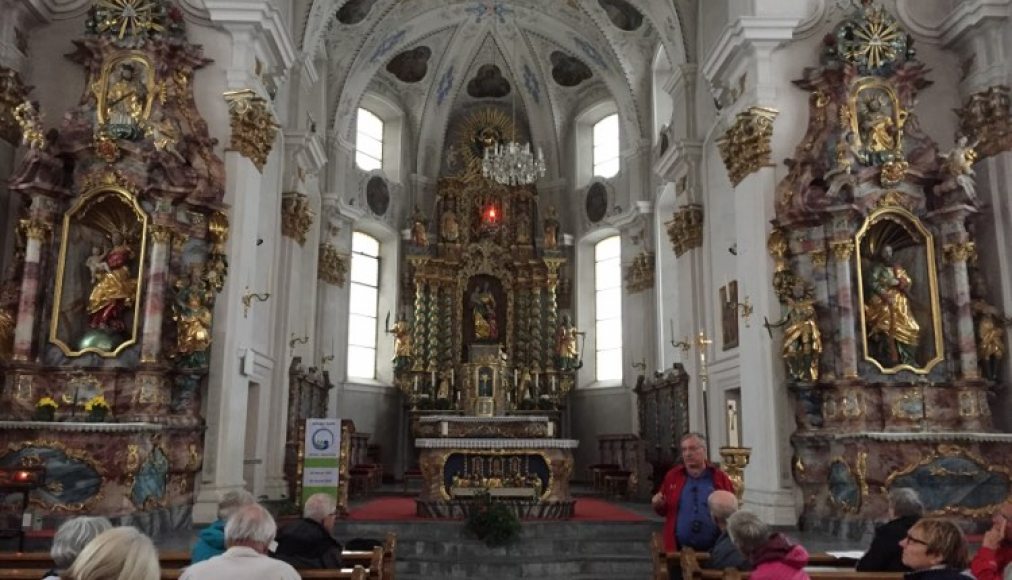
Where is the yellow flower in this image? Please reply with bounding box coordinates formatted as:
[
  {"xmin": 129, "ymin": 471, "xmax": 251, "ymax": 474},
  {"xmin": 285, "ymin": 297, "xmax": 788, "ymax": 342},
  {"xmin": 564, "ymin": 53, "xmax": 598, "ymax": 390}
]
[
  {"xmin": 36, "ymin": 396, "xmax": 58, "ymax": 409},
  {"xmin": 84, "ymin": 395, "xmax": 110, "ymax": 412}
]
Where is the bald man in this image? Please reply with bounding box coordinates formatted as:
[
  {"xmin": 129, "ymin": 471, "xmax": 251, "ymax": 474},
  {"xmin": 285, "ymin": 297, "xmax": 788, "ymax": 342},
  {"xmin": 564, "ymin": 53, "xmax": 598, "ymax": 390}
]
[{"xmin": 703, "ymin": 490, "xmax": 750, "ymax": 571}]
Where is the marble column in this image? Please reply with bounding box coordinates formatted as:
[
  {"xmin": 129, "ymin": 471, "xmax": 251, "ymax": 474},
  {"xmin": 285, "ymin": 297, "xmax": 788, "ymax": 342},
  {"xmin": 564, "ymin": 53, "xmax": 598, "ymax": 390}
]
[
  {"xmin": 11, "ymin": 218, "xmax": 49, "ymax": 361},
  {"xmin": 140, "ymin": 225, "xmax": 173, "ymax": 363},
  {"xmin": 931, "ymin": 205, "xmax": 979, "ymax": 379},
  {"xmin": 830, "ymin": 239, "xmax": 858, "ymax": 378}
]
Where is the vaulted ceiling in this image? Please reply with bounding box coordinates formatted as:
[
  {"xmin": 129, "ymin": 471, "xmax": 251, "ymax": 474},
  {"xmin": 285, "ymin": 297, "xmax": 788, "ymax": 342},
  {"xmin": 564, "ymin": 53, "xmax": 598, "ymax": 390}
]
[{"xmin": 295, "ymin": 0, "xmax": 690, "ymax": 179}]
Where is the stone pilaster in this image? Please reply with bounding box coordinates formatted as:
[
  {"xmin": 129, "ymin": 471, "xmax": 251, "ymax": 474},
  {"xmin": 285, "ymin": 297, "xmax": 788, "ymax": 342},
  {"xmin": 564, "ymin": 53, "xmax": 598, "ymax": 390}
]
[
  {"xmin": 140, "ymin": 225, "xmax": 173, "ymax": 363},
  {"xmin": 11, "ymin": 217, "xmax": 49, "ymax": 361}
]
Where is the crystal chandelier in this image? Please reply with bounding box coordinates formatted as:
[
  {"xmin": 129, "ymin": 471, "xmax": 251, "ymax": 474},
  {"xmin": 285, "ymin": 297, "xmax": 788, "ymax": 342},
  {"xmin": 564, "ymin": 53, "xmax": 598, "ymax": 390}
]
[
  {"xmin": 481, "ymin": 26, "xmax": 546, "ymax": 186},
  {"xmin": 482, "ymin": 140, "xmax": 545, "ymax": 186}
]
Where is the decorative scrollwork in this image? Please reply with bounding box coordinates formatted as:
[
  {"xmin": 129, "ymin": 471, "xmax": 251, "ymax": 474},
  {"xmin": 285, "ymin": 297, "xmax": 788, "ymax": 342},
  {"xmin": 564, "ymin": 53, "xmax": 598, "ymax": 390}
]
[
  {"xmin": 665, "ymin": 204, "xmax": 703, "ymax": 257},
  {"xmin": 956, "ymin": 86, "xmax": 1011, "ymax": 159},
  {"xmin": 318, "ymin": 243, "xmax": 347, "ymax": 287},
  {"xmin": 624, "ymin": 251, "xmax": 654, "ymax": 293},
  {"xmin": 281, "ymin": 193, "xmax": 315, "ymax": 245},
  {"xmin": 0, "ymin": 68, "xmax": 30, "ymax": 146},
  {"xmin": 716, "ymin": 106, "xmax": 778, "ymax": 186},
  {"xmin": 224, "ymin": 89, "xmax": 278, "ymax": 171}
]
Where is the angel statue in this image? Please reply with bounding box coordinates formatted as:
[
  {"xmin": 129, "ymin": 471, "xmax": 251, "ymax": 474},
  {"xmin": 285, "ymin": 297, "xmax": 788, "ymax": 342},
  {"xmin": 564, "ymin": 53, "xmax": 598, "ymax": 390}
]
[
  {"xmin": 555, "ymin": 315, "xmax": 585, "ymax": 371},
  {"xmin": 172, "ymin": 267, "xmax": 213, "ymax": 368},
  {"xmin": 386, "ymin": 312, "xmax": 413, "ymax": 372},
  {"xmin": 937, "ymin": 136, "xmax": 980, "ymax": 205},
  {"xmin": 765, "ymin": 281, "xmax": 822, "ymax": 383}
]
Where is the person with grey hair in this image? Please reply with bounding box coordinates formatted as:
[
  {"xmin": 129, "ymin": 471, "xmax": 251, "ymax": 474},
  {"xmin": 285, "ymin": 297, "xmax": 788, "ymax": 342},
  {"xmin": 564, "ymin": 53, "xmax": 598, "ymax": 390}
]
[
  {"xmin": 857, "ymin": 487, "xmax": 924, "ymax": 572},
  {"xmin": 64, "ymin": 526, "xmax": 160, "ymax": 580},
  {"xmin": 652, "ymin": 432, "xmax": 734, "ymax": 552},
  {"xmin": 181, "ymin": 503, "xmax": 299, "ymax": 579},
  {"xmin": 190, "ymin": 488, "xmax": 256, "ymax": 563},
  {"xmin": 273, "ymin": 492, "xmax": 343, "ymax": 569},
  {"xmin": 727, "ymin": 510, "xmax": 810, "ymax": 580},
  {"xmin": 703, "ymin": 490, "xmax": 750, "ymax": 572},
  {"xmin": 42, "ymin": 516, "xmax": 112, "ymax": 580}
]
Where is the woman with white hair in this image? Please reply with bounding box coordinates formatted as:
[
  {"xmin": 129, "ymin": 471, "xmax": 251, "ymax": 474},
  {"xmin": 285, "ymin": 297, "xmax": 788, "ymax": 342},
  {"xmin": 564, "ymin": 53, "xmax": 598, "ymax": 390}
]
[
  {"xmin": 62, "ymin": 526, "xmax": 159, "ymax": 580},
  {"xmin": 191, "ymin": 488, "xmax": 255, "ymax": 563},
  {"xmin": 42, "ymin": 516, "xmax": 112, "ymax": 580}
]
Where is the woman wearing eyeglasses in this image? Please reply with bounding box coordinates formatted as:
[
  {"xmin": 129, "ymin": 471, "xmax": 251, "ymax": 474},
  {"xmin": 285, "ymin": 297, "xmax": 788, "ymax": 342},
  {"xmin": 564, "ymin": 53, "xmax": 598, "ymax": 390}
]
[{"xmin": 899, "ymin": 518, "xmax": 971, "ymax": 579}]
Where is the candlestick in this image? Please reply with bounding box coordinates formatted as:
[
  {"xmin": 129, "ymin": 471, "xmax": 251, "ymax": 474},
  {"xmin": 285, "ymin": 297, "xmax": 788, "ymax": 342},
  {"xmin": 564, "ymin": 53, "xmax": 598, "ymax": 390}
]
[
  {"xmin": 413, "ymin": 376, "xmax": 418, "ymax": 392},
  {"xmin": 727, "ymin": 400, "xmax": 740, "ymax": 448},
  {"xmin": 551, "ymin": 376, "xmax": 556, "ymax": 392},
  {"xmin": 514, "ymin": 369, "xmax": 518, "ymax": 387},
  {"xmin": 450, "ymin": 368, "xmax": 455, "ymax": 387}
]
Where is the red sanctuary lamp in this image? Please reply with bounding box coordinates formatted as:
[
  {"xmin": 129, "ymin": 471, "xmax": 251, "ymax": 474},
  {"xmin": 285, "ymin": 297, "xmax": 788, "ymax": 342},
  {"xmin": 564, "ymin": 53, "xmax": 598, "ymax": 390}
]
[{"xmin": 482, "ymin": 204, "xmax": 500, "ymax": 226}]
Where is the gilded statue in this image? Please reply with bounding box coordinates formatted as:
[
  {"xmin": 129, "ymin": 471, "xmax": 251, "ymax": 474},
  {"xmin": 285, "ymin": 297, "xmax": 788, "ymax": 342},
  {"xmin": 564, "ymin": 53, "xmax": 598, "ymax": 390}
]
[
  {"xmin": 865, "ymin": 245, "xmax": 921, "ymax": 366},
  {"xmin": 970, "ymin": 271, "xmax": 1010, "ymax": 381},
  {"xmin": 104, "ymin": 61, "xmax": 147, "ymax": 138},
  {"xmin": 0, "ymin": 268, "xmax": 19, "ymax": 359},
  {"xmin": 386, "ymin": 313, "xmax": 413, "ymax": 372},
  {"xmin": 765, "ymin": 283, "xmax": 822, "ymax": 382},
  {"xmin": 440, "ymin": 202, "xmax": 460, "ymax": 243},
  {"xmin": 436, "ymin": 372, "xmax": 451, "ymax": 400},
  {"xmin": 543, "ymin": 205, "xmax": 559, "ymax": 250},
  {"xmin": 410, "ymin": 206, "xmax": 428, "ymax": 247},
  {"xmin": 859, "ymin": 94, "xmax": 897, "ymax": 162},
  {"xmin": 0, "ymin": 306, "xmax": 12, "ymax": 359},
  {"xmin": 470, "ymin": 281, "xmax": 498, "ymax": 340},
  {"xmin": 173, "ymin": 268, "xmax": 213, "ymax": 367},
  {"xmin": 555, "ymin": 314, "xmax": 584, "ymax": 371},
  {"xmin": 516, "ymin": 204, "xmax": 531, "ymax": 245},
  {"xmin": 87, "ymin": 232, "xmax": 138, "ymax": 332}
]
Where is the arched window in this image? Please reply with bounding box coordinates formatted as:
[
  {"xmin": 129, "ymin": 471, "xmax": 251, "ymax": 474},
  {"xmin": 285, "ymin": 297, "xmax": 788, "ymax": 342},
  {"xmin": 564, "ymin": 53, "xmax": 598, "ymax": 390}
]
[
  {"xmin": 594, "ymin": 236, "xmax": 622, "ymax": 381},
  {"xmin": 347, "ymin": 232, "xmax": 380, "ymax": 379},
  {"xmin": 592, "ymin": 114, "xmax": 620, "ymax": 179},
  {"xmin": 356, "ymin": 108, "xmax": 384, "ymax": 172}
]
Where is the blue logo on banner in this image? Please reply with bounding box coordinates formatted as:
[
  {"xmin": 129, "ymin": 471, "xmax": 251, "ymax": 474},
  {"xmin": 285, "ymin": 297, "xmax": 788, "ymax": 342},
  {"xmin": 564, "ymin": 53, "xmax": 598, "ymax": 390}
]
[{"xmin": 311, "ymin": 428, "xmax": 335, "ymax": 451}]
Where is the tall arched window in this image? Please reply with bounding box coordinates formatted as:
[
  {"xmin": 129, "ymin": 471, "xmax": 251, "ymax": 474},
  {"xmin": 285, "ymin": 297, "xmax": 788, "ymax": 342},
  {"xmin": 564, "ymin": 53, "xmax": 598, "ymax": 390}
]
[
  {"xmin": 594, "ymin": 236, "xmax": 622, "ymax": 380},
  {"xmin": 356, "ymin": 108, "xmax": 384, "ymax": 172},
  {"xmin": 347, "ymin": 232, "xmax": 380, "ymax": 379},
  {"xmin": 592, "ymin": 114, "xmax": 620, "ymax": 179}
]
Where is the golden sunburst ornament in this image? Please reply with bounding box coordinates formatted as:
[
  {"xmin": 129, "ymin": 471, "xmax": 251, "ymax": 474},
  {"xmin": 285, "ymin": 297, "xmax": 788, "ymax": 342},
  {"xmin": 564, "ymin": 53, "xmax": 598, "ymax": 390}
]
[
  {"xmin": 95, "ymin": 0, "xmax": 164, "ymax": 39},
  {"xmin": 454, "ymin": 107, "xmax": 515, "ymax": 169},
  {"xmin": 849, "ymin": 10, "xmax": 900, "ymax": 70}
]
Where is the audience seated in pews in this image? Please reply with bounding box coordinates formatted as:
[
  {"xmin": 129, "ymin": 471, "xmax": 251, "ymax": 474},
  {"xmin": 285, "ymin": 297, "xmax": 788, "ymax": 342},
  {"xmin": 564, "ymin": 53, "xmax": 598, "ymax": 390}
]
[
  {"xmin": 726, "ymin": 510, "xmax": 811, "ymax": 580},
  {"xmin": 63, "ymin": 526, "xmax": 160, "ymax": 580},
  {"xmin": 42, "ymin": 516, "xmax": 112, "ymax": 580},
  {"xmin": 181, "ymin": 503, "xmax": 300, "ymax": 580},
  {"xmin": 702, "ymin": 490, "xmax": 750, "ymax": 572},
  {"xmin": 273, "ymin": 492, "xmax": 344, "ymax": 568},
  {"xmin": 898, "ymin": 518, "xmax": 969, "ymax": 580},
  {"xmin": 857, "ymin": 487, "xmax": 924, "ymax": 572},
  {"xmin": 652, "ymin": 432, "xmax": 734, "ymax": 552},
  {"xmin": 190, "ymin": 488, "xmax": 255, "ymax": 564},
  {"xmin": 971, "ymin": 500, "xmax": 1012, "ymax": 580}
]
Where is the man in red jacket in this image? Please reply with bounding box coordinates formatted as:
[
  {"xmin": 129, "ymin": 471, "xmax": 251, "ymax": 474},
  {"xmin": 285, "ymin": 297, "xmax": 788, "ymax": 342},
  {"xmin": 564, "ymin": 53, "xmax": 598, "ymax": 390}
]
[
  {"xmin": 971, "ymin": 501, "xmax": 1012, "ymax": 580},
  {"xmin": 652, "ymin": 432, "xmax": 735, "ymax": 552}
]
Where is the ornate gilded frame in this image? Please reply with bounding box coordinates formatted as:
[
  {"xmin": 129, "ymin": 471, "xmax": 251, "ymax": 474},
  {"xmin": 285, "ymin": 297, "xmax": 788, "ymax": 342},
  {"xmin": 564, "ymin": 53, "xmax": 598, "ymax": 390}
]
[
  {"xmin": 3, "ymin": 439, "xmax": 106, "ymax": 513},
  {"xmin": 50, "ymin": 184, "xmax": 149, "ymax": 357},
  {"xmin": 435, "ymin": 449, "xmax": 554, "ymax": 502},
  {"xmin": 94, "ymin": 52, "xmax": 156, "ymax": 127},
  {"xmin": 884, "ymin": 445, "xmax": 1012, "ymax": 517},
  {"xmin": 855, "ymin": 204, "xmax": 943, "ymax": 374},
  {"xmin": 848, "ymin": 77, "xmax": 906, "ymax": 155},
  {"xmin": 827, "ymin": 452, "xmax": 868, "ymax": 513}
]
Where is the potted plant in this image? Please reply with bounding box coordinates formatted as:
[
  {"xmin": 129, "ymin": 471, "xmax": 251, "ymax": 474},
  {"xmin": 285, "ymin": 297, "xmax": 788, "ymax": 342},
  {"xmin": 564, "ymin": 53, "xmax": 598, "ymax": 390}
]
[
  {"xmin": 84, "ymin": 395, "xmax": 110, "ymax": 422},
  {"xmin": 464, "ymin": 492, "xmax": 521, "ymax": 547},
  {"xmin": 34, "ymin": 397, "xmax": 58, "ymax": 421}
]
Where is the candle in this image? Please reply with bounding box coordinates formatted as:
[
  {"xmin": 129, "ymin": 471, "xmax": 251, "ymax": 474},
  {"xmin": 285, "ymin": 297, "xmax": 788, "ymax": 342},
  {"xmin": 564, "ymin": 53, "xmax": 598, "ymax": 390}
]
[
  {"xmin": 535, "ymin": 374, "xmax": 539, "ymax": 389},
  {"xmin": 514, "ymin": 369, "xmax": 518, "ymax": 387},
  {"xmin": 431, "ymin": 370, "xmax": 436, "ymax": 385},
  {"xmin": 551, "ymin": 376, "xmax": 556, "ymax": 392},
  {"xmin": 727, "ymin": 401, "xmax": 740, "ymax": 448},
  {"xmin": 413, "ymin": 376, "xmax": 418, "ymax": 392},
  {"xmin": 451, "ymin": 368, "xmax": 455, "ymax": 386}
]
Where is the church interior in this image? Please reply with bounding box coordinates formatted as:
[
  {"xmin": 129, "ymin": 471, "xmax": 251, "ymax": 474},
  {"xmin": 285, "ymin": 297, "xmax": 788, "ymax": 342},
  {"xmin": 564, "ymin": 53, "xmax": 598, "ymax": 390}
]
[{"xmin": 0, "ymin": 0, "xmax": 1011, "ymax": 578}]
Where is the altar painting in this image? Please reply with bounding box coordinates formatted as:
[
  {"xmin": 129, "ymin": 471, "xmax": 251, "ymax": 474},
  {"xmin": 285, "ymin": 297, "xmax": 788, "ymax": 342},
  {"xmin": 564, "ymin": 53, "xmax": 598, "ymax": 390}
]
[{"xmin": 464, "ymin": 275, "xmax": 505, "ymax": 347}]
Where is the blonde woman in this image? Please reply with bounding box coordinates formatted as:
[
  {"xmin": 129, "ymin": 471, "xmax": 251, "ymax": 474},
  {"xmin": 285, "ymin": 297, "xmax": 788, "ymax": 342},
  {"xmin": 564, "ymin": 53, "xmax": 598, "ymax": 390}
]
[{"xmin": 63, "ymin": 527, "xmax": 159, "ymax": 580}]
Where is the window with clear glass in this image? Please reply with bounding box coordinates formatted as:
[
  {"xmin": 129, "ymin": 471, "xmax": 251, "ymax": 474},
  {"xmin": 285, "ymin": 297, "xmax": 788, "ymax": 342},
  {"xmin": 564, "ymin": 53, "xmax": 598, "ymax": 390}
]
[
  {"xmin": 595, "ymin": 236, "xmax": 622, "ymax": 381},
  {"xmin": 356, "ymin": 108, "xmax": 384, "ymax": 172},
  {"xmin": 347, "ymin": 232, "xmax": 380, "ymax": 379},
  {"xmin": 592, "ymin": 114, "xmax": 620, "ymax": 179}
]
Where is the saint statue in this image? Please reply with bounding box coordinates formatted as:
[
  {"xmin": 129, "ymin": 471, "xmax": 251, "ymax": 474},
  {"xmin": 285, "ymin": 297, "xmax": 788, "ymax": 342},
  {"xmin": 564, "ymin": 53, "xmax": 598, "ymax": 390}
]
[
  {"xmin": 87, "ymin": 232, "xmax": 138, "ymax": 332},
  {"xmin": 555, "ymin": 315, "xmax": 584, "ymax": 371},
  {"xmin": 516, "ymin": 204, "xmax": 531, "ymax": 245},
  {"xmin": 440, "ymin": 202, "xmax": 460, "ymax": 243},
  {"xmin": 470, "ymin": 282, "xmax": 498, "ymax": 340},
  {"xmin": 865, "ymin": 245, "xmax": 921, "ymax": 366},
  {"xmin": 172, "ymin": 266, "xmax": 214, "ymax": 366},
  {"xmin": 974, "ymin": 302, "xmax": 1007, "ymax": 381},
  {"xmin": 410, "ymin": 206, "xmax": 428, "ymax": 247},
  {"xmin": 765, "ymin": 283, "xmax": 822, "ymax": 382},
  {"xmin": 860, "ymin": 94, "xmax": 897, "ymax": 162},
  {"xmin": 387, "ymin": 313, "xmax": 413, "ymax": 372},
  {"xmin": 543, "ymin": 205, "xmax": 560, "ymax": 250},
  {"xmin": 104, "ymin": 61, "xmax": 147, "ymax": 139},
  {"xmin": 436, "ymin": 372, "xmax": 451, "ymax": 400}
]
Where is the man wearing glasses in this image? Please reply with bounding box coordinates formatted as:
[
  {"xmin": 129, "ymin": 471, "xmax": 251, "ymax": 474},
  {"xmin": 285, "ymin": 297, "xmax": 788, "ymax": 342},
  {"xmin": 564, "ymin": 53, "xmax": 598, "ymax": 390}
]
[
  {"xmin": 971, "ymin": 501, "xmax": 1012, "ymax": 580},
  {"xmin": 652, "ymin": 432, "xmax": 734, "ymax": 553}
]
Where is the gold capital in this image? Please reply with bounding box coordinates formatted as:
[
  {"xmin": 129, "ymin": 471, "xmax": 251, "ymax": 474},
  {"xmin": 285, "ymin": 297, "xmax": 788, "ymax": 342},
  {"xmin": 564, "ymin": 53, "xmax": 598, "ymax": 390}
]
[
  {"xmin": 831, "ymin": 240, "xmax": 854, "ymax": 262},
  {"xmin": 224, "ymin": 89, "xmax": 278, "ymax": 171},
  {"xmin": 716, "ymin": 106, "xmax": 778, "ymax": 186},
  {"xmin": 19, "ymin": 218, "xmax": 51, "ymax": 241}
]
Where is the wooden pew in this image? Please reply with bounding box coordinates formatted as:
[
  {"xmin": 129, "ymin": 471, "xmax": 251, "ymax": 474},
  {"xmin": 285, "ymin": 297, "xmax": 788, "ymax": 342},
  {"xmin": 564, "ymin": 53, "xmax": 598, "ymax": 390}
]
[
  {"xmin": 649, "ymin": 532, "xmax": 711, "ymax": 580},
  {"xmin": 678, "ymin": 547, "xmax": 904, "ymax": 580},
  {"xmin": 340, "ymin": 532, "xmax": 396, "ymax": 580},
  {"xmin": 157, "ymin": 566, "xmax": 370, "ymax": 579}
]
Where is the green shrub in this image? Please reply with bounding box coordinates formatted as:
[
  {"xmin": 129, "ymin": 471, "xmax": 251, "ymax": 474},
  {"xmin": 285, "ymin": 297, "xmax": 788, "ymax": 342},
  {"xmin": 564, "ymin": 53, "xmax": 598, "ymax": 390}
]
[{"xmin": 465, "ymin": 494, "xmax": 520, "ymax": 547}]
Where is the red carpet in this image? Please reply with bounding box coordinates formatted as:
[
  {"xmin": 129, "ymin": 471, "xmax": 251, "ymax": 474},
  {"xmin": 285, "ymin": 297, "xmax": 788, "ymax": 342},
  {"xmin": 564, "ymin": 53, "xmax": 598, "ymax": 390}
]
[{"xmin": 346, "ymin": 496, "xmax": 646, "ymax": 522}]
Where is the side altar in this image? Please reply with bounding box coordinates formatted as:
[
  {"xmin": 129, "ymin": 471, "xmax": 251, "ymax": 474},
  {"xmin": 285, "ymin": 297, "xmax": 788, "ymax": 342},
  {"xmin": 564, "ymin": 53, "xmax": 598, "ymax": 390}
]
[{"xmin": 413, "ymin": 415, "xmax": 578, "ymax": 519}]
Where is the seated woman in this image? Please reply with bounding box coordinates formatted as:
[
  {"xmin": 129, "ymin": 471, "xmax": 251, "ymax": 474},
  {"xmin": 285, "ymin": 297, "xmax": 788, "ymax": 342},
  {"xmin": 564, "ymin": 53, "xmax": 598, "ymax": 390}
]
[
  {"xmin": 899, "ymin": 518, "xmax": 970, "ymax": 580},
  {"xmin": 726, "ymin": 510, "xmax": 810, "ymax": 580},
  {"xmin": 43, "ymin": 516, "xmax": 112, "ymax": 580},
  {"xmin": 65, "ymin": 526, "xmax": 160, "ymax": 580},
  {"xmin": 857, "ymin": 487, "xmax": 924, "ymax": 571}
]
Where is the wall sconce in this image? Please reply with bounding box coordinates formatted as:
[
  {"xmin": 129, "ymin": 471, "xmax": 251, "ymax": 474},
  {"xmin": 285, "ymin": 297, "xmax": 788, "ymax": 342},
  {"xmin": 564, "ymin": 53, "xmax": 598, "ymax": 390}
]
[
  {"xmin": 321, "ymin": 354, "xmax": 335, "ymax": 364},
  {"xmin": 669, "ymin": 319, "xmax": 691, "ymax": 352},
  {"xmin": 241, "ymin": 287, "xmax": 271, "ymax": 318},
  {"xmin": 289, "ymin": 332, "xmax": 309, "ymax": 349},
  {"xmin": 726, "ymin": 295, "xmax": 754, "ymax": 327},
  {"xmin": 631, "ymin": 357, "xmax": 647, "ymax": 372}
]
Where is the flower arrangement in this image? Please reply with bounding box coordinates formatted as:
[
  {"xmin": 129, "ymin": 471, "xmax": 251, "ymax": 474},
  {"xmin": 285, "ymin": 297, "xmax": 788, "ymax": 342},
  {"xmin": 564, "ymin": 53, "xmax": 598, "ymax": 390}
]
[
  {"xmin": 84, "ymin": 395, "xmax": 110, "ymax": 422},
  {"xmin": 34, "ymin": 397, "xmax": 58, "ymax": 421}
]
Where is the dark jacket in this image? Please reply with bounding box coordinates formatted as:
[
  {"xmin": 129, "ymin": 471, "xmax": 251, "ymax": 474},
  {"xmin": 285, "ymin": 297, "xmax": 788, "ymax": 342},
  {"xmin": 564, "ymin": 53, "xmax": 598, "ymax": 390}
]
[
  {"xmin": 653, "ymin": 463, "xmax": 735, "ymax": 551},
  {"xmin": 857, "ymin": 514, "xmax": 919, "ymax": 572},
  {"xmin": 273, "ymin": 518, "xmax": 342, "ymax": 569},
  {"xmin": 903, "ymin": 568, "xmax": 973, "ymax": 580},
  {"xmin": 704, "ymin": 530, "xmax": 751, "ymax": 571},
  {"xmin": 191, "ymin": 519, "xmax": 227, "ymax": 563}
]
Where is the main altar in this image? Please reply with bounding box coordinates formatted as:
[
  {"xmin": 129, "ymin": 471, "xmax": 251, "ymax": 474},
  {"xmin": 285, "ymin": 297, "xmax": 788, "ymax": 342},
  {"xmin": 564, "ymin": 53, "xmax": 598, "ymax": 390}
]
[{"xmin": 393, "ymin": 108, "xmax": 580, "ymax": 518}]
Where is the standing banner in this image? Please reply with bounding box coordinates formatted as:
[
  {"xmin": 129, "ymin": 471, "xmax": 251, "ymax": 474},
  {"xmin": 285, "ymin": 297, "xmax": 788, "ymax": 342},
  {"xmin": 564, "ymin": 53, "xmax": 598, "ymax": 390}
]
[{"xmin": 302, "ymin": 418, "xmax": 341, "ymax": 505}]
